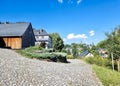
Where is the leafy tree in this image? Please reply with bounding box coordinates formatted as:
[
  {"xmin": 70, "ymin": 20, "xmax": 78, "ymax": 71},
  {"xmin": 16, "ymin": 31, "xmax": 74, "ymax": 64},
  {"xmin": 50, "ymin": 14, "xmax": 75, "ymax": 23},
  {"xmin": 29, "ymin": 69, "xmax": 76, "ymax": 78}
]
[
  {"xmin": 40, "ymin": 41, "xmax": 46, "ymax": 48},
  {"xmin": 64, "ymin": 43, "xmax": 91, "ymax": 58},
  {"xmin": 100, "ymin": 27, "xmax": 120, "ymax": 59},
  {"xmin": 97, "ymin": 40, "xmax": 108, "ymax": 49},
  {"xmin": 79, "ymin": 43, "xmax": 90, "ymax": 53},
  {"xmin": 62, "ymin": 44, "xmax": 72, "ymax": 54},
  {"xmin": 97, "ymin": 26, "xmax": 120, "ymax": 71},
  {"xmin": 64, "ymin": 44, "xmax": 71, "ymax": 48},
  {"xmin": 50, "ymin": 33, "xmax": 64, "ymax": 52},
  {"xmin": 97, "ymin": 27, "xmax": 120, "ymax": 59},
  {"xmin": 105, "ymin": 27, "xmax": 120, "ymax": 72},
  {"xmin": 89, "ymin": 43, "xmax": 99, "ymax": 57},
  {"xmin": 71, "ymin": 43, "xmax": 78, "ymax": 58}
]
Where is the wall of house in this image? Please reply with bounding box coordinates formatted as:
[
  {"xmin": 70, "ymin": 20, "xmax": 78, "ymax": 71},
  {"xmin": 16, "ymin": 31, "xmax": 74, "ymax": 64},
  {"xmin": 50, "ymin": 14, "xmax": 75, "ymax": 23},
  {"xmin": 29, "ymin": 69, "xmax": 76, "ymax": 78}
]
[
  {"xmin": 2, "ymin": 37, "xmax": 21, "ymax": 49},
  {"xmin": 22, "ymin": 24, "xmax": 35, "ymax": 48},
  {"xmin": 35, "ymin": 35, "xmax": 50, "ymax": 41},
  {"xmin": 85, "ymin": 53, "xmax": 94, "ymax": 57},
  {"xmin": 35, "ymin": 35, "xmax": 52, "ymax": 48},
  {"xmin": 35, "ymin": 41, "xmax": 52, "ymax": 48}
]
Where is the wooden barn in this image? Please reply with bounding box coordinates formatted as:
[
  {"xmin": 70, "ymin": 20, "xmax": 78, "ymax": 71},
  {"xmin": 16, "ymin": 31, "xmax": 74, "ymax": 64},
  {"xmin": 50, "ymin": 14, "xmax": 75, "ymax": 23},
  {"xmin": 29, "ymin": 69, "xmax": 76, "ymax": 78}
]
[{"xmin": 0, "ymin": 22, "xmax": 35, "ymax": 49}]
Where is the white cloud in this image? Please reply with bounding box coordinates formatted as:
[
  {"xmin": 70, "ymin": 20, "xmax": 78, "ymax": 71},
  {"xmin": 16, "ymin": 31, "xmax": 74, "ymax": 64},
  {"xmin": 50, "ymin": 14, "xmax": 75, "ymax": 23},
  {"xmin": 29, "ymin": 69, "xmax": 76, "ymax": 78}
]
[
  {"xmin": 89, "ymin": 30, "xmax": 95, "ymax": 36},
  {"xmin": 63, "ymin": 38, "xmax": 67, "ymax": 42},
  {"xmin": 67, "ymin": 33, "xmax": 87, "ymax": 39},
  {"xmin": 67, "ymin": 33, "xmax": 74, "ymax": 39},
  {"xmin": 58, "ymin": 0, "xmax": 63, "ymax": 4},
  {"xmin": 77, "ymin": 0, "xmax": 82, "ymax": 5}
]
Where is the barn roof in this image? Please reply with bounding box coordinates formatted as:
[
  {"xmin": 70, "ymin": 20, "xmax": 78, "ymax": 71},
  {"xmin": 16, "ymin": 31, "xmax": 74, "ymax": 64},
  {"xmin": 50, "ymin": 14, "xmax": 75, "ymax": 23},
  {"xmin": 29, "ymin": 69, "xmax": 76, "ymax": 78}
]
[
  {"xmin": 0, "ymin": 22, "xmax": 31, "ymax": 37},
  {"xmin": 34, "ymin": 29, "xmax": 49, "ymax": 36}
]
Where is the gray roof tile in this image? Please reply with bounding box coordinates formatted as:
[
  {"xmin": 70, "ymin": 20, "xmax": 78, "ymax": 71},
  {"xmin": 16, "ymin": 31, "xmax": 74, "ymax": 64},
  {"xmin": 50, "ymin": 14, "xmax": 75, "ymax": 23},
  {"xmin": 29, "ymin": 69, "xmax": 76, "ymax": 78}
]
[
  {"xmin": 34, "ymin": 29, "xmax": 49, "ymax": 36},
  {"xmin": 80, "ymin": 50, "xmax": 90, "ymax": 57},
  {"xmin": 0, "ymin": 23, "xmax": 30, "ymax": 37}
]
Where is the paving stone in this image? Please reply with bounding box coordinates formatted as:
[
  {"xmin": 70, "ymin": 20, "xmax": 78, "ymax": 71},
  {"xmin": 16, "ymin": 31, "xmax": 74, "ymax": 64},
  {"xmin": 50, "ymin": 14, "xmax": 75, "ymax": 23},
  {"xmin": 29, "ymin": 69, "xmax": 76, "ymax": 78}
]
[{"xmin": 0, "ymin": 48, "xmax": 103, "ymax": 86}]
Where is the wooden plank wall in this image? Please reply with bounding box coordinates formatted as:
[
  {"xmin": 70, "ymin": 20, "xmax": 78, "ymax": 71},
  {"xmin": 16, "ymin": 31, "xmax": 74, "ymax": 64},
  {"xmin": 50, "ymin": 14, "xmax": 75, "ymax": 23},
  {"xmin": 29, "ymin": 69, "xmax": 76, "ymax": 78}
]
[{"xmin": 3, "ymin": 37, "xmax": 21, "ymax": 49}]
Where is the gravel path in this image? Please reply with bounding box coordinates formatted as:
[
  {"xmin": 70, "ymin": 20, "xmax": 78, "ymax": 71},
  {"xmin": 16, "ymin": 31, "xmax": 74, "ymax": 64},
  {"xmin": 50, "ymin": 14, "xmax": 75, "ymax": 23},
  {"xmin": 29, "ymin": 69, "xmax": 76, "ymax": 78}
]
[{"xmin": 0, "ymin": 48, "xmax": 102, "ymax": 86}]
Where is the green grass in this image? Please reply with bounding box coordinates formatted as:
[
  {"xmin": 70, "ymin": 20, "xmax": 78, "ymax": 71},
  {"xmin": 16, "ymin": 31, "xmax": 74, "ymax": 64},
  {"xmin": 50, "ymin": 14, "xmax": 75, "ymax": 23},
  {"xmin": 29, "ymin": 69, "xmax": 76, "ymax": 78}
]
[{"xmin": 92, "ymin": 64, "xmax": 120, "ymax": 86}]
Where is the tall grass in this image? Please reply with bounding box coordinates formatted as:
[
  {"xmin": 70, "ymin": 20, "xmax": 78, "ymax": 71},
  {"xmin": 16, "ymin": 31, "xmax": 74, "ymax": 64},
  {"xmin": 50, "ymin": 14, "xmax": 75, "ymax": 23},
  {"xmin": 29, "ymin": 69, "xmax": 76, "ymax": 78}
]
[
  {"xmin": 92, "ymin": 64, "xmax": 120, "ymax": 86},
  {"xmin": 84, "ymin": 57, "xmax": 120, "ymax": 85},
  {"xmin": 85, "ymin": 57, "xmax": 112, "ymax": 69}
]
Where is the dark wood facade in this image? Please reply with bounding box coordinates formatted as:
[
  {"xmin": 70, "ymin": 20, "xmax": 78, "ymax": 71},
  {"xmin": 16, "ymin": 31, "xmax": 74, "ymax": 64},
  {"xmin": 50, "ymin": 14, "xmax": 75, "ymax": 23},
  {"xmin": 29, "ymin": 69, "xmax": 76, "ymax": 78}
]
[
  {"xmin": 22, "ymin": 24, "xmax": 35, "ymax": 48},
  {"xmin": 0, "ymin": 37, "xmax": 21, "ymax": 49},
  {"xmin": 0, "ymin": 23, "xmax": 35, "ymax": 49}
]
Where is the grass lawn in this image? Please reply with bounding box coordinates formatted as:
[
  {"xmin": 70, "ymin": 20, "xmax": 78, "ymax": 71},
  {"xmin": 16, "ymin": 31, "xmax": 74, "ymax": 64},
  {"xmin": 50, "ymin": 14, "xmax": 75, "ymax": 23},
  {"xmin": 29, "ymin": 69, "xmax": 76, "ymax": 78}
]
[{"xmin": 92, "ymin": 64, "xmax": 120, "ymax": 86}]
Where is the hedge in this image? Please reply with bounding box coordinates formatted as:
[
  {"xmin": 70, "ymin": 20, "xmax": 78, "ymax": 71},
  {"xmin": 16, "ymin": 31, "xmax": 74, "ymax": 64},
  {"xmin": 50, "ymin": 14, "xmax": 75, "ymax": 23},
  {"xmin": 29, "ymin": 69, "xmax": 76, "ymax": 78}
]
[{"xmin": 17, "ymin": 50, "xmax": 67, "ymax": 63}]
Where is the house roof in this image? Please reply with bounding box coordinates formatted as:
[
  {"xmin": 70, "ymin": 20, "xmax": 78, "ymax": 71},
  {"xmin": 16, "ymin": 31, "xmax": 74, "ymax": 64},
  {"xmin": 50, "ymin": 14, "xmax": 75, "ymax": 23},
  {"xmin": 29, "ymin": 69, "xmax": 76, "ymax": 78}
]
[
  {"xmin": 80, "ymin": 50, "xmax": 90, "ymax": 57},
  {"xmin": 34, "ymin": 29, "xmax": 49, "ymax": 36},
  {"xmin": 0, "ymin": 22, "xmax": 30, "ymax": 37}
]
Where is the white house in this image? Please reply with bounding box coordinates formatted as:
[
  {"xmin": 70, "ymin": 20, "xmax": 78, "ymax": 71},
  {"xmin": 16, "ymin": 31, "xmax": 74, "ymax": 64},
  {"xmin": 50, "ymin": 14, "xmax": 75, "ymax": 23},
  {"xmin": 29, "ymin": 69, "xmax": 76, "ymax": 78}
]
[
  {"xmin": 98, "ymin": 48, "xmax": 108, "ymax": 58},
  {"xmin": 34, "ymin": 29, "xmax": 52, "ymax": 49},
  {"xmin": 80, "ymin": 50, "xmax": 94, "ymax": 58}
]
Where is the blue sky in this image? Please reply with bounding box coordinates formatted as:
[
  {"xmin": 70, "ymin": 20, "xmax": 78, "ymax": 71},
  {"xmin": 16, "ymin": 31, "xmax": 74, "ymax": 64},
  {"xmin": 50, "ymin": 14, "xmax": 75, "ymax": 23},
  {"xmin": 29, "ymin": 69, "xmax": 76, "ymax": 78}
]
[{"xmin": 0, "ymin": 0, "xmax": 120, "ymax": 44}]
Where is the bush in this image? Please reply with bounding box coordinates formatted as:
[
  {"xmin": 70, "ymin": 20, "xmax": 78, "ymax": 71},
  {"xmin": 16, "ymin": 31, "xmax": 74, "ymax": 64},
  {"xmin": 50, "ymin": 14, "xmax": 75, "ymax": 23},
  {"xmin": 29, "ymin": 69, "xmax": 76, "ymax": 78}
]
[
  {"xmin": 29, "ymin": 52, "xmax": 67, "ymax": 62},
  {"xmin": 17, "ymin": 47, "xmax": 67, "ymax": 63},
  {"xmin": 38, "ymin": 46, "xmax": 43, "ymax": 50},
  {"xmin": 56, "ymin": 53, "xmax": 67, "ymax": 62},
  {"xmin": 54, "ymin": 52, "xmax": 67, "ymax": 62},
  {"xmin": 25, "ymin": 46, "xmax": 39, "ymax": 52},
  {"xmin": 85, "ymin": 57, "xmax": 112, "ymax": 68},
  {"xmin": 42, "ymin": 48, "xmax": 53, "ymax": 53},
  {"xmin": 66, "ymin": 55, "xmax": 74, "ymax": 59}
]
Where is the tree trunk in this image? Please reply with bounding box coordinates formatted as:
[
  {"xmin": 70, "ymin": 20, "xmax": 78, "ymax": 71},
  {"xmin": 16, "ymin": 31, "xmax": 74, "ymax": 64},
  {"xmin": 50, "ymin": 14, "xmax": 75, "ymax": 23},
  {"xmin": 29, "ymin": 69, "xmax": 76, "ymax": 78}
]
[
  {"xmin": 118, "ymin": 59, "xmax": 120, "ymax": 72},
  {"xmin": 111, "ymin": 53, "xmax": 114, "ymax": 71},
  {"xmin": 117, "ymin": 59, "xmax": 120, "ymax": 72}
]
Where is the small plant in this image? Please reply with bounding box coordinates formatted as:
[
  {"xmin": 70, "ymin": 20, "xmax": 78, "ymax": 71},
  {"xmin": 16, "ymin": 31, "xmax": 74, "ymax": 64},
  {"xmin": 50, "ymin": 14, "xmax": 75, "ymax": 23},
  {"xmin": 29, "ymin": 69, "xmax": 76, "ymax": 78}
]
[
  {"xmin": 85, "ymin": 57, "xmax": 112, "ymax": 68},
  {"xmin": 38, "ymin": 46, "xmax": 43, "ymax": 50},
  {"xmin": 66, "ymin": 55, "xmax": 74, "ymax": 59}
]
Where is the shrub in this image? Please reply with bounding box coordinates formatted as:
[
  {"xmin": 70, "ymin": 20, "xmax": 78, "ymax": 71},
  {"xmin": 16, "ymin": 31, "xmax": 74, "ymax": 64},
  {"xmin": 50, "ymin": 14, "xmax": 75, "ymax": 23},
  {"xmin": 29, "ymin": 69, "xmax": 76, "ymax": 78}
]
[
  {"xmin": 85, "ymin": 57, "xmax": 112, "ymax": 68},
  {"xmin": 38, "ymin": 46, "xmax": 43, "ymax": 50},
  {"xmin": 54, "ymin": 52, "xmax": 67, "ymax": 57},
  {"xmin": 57, "ymin": 56, "xmax": 67, "ymax": 62},
  {"xmin": 25, "ymin": 46, "xmax": 39, "ymax": 52},
  {"xmin": 16, "ymin": 50, "xmax": 25, "ymax": 56},
  {"xmin": 17, "ymin": 48, "xmax": 67, "ymax": 63},
  {"xmin": 30, "ymin": 52, "xmax": 67, "ymax": 62},
  {"xmin": 54, "ymin": 52, "xmax": 67, "ymax": 62},
  {"xmin": 66, "ymin": 55, "xmax": 74, "ymax": 59},
  {"xmin": 85, "ymin": 57, "xmax": 95, "ymax": 64},
  {"xmin": 42, "ymin": 48, "xmax": 53, "ymax": 53}
]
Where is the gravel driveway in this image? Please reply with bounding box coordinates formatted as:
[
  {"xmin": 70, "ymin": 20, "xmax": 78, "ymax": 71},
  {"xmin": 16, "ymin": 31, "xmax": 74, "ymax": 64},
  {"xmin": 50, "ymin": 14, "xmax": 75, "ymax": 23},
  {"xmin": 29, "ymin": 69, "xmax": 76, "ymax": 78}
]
[{"xmin": 0, "ymin": 48, "xmax": 102, "ymax": 86}]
